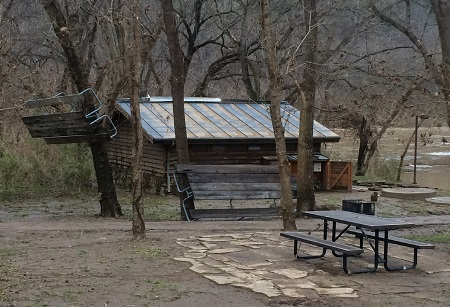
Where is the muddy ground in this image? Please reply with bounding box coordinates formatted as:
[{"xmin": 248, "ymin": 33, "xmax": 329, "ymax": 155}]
[{"xmin": 1, "ymin": 189, "xmax": 450, "ymax": 307}]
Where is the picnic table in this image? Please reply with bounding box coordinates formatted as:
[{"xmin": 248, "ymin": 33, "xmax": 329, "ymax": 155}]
[{"xmin": 281, "ymin": 210, "xmax": 434, "ymax": 274}]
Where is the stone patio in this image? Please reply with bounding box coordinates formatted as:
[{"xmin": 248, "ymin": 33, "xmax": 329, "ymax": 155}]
[{"xmin": 174, "ymin": 231, "xmax": 450, "ymax": 300}]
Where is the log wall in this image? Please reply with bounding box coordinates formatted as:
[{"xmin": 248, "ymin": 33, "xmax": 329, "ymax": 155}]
[{"xmin": 107, "ymin": 120, "xmax": 167, "ymax": 190}]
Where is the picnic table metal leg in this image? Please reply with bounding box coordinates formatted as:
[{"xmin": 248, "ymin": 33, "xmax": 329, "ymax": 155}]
[
  {"xmin": 331, "ymin": 222, "xmax": 351, "ymax": 257},
  {"xmin": 383, "ymin": 230, "xmax": 418, "ymax": 271},
  {"xmin": 348, "ymin": 229, "xmax": 380, "ymax": 274},
  {"xmin": 328, "ymin": 222, "xmax": 367, "ymax": 274},
  {"xmin": 295, "ymin": 220, "xmax": 328, "ymax": 259},
  {"xmin": 356, "ymin": 228, "xmax": 384, "ymax": 263}
]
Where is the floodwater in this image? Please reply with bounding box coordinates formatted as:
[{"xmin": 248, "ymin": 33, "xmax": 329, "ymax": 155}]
[{"xmin": 324, "ymin": 127, "xmax": 450, "ymax": 191}]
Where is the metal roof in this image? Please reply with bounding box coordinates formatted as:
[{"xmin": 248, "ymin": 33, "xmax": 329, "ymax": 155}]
[{"xmin": 116, "ymin": 97, "xmax": 340, "ymax": 142}]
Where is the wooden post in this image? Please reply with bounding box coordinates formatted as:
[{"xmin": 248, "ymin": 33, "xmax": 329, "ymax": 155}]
[{"xmin": 347, "ymin": 162, "xmax": 353, "ymax": 191}]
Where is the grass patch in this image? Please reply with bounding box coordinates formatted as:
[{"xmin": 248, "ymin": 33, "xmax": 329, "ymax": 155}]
[
  {"xmin": 119, "ymin": 193, "xmax": 179, "ymax": 221},
  {"xmin": 355, "ymin": 154, "xmax": 399, "ymax": 183},
  {"xmin": 0, "ymin": 248, "xmax": 17, "ymax": 303},
  {"xmin": 135, "ymin": 247, "xmax": 168, "ymax": 258},
  {"xmin": 0, "ymin": 248, "xmax": 16, "ymax": 258},
  {"xmin": 405, "ymin": 233, "xmax": 450, "ymax": 244},
  {"xmin": 78, "ymin": 250, "xmax": 88, "ymax": 256},
  {"xmin": 408, "ymin": 204, "xmax": 431, "ymax": 216},
  {"xmin": 316, "ymin": 193, "xmax": 342, "ymax": 209},
  {"xmin": 145, "ymin": 279, "xmax": 184, "ymax": 301}
]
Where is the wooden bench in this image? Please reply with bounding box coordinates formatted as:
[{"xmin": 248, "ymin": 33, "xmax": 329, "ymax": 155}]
[
  {"xmin": 22, "ymin": 89, "xmax": 117, "ymax": 144},
  {"xmin": 280, "ymin": 232, "xmax": 363, "ymax": 274},
  {"xmin": 346, "ymin": 228, "xmax": 434, "ymax": 269},
  {"xmin": 174, "ymin": 164, "xmax": 297, "ymax": 220}
]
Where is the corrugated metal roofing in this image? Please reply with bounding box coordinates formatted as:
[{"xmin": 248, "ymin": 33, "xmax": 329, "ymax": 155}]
[{"xmin": 116, "ymin": 97, "xmax": 340, "ymax": 142}]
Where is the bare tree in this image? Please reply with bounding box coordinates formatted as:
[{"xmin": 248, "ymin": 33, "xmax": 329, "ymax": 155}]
[
  {"xmin": 429, "ymin": 0, "xmax": 450, "ymax": 127},
  {"xmin": 161, "ymin": 0, "xmax": 190, "ymax": 219},
  {"xmin": 369, "ymin": 0, "xmax": 450, "ymax": 128},
  {"xmin": 260, "ymin": 0, "xmax": 296, "ymax": 230},
  {"xmin": 355, "ymin": 79, "xmax": 424, "ymax": 175},
  {"xmin": 0, "ymin": 0, "xmax": 13, "ymax": 100},
  {"xmin": 39, "ymin": 0, "xmax": 122, "ymax": 216},
  {"xmin": 296, "ymin": 0, "xmax": 318, "ymax": 213},
  {"xmin": 129, "ymin": 0, "xmax": 145, "ymax": 240}
]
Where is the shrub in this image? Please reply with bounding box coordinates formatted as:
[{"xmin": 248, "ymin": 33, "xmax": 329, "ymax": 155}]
[{"xmin": 0, "ymin": 140, "xmax": 95, "ymax": 200}]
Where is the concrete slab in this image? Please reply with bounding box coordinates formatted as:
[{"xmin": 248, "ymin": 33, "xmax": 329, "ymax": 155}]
[
  {"xmin": 271, "ymin": 268, "xmax": 308, "ymax": 279},
  {"xmin": 381, "ymin": 187, "xmax": 437, "ymax": 200},
  {"xmin": 280, "ymin": 288, "xmax": 307, "ymax": 298},
  {"xmin": 425, "ymin": 197, "xmax": 450, "ymax": 205}
]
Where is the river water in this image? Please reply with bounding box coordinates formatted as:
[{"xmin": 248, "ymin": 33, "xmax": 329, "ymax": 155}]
[{"xmin": 324, "ymin": 127, "xmax": 450, "ymax": 192}]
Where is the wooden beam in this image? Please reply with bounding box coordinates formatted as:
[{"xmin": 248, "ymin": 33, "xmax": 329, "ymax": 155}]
[
  {"xmin": 347, "ymin": 162, "xmax": 352, "ymax": 191},
  {"xmin": 323, "ymin": 160, "xmax": 331, "ymax": 191},
  {"xmin": 25, "ymin": 94, "xmax": 85, "ymax": 108},
  {"xmin": 44, "ymin": 133, "xmax": 110, "ymax": 144}
]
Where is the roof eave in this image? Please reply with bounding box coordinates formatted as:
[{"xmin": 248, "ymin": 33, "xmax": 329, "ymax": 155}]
[{"xmin": 151, "ymin": 136, "xmax": 340, "ymax": 144}]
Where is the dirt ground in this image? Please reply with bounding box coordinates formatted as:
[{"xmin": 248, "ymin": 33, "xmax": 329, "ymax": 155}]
[{"xmin": 1, "ymin": 189, "xmax": 450, "ymax": 307}]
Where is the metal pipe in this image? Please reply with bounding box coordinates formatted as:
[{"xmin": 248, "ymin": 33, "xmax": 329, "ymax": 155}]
[
  {"xmin": 413, "ymin": 115, "xmax": 418, "ymax": 184},
  {"xmin": 166, "ymin": 147, "xmax": 171, "ymax": 193}
]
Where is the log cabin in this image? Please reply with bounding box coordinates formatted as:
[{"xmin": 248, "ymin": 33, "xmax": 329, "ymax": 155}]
[{"xmin": 108, "ymin": 97, "xmax": 346, "ymax": 192}]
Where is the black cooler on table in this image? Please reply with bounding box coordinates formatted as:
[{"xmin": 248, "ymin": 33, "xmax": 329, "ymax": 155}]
[{"xmin": 342, "ymin": 199, "xmax": 375, "ymax": 215}]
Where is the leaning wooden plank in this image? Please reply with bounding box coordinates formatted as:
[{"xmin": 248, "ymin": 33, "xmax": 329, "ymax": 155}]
[
  {"xmin": 177, "ymin": 164, "xmax": 279, "ymax": 174},
  {"xmin": 25, "ymin": 94, "xmax": 85, "ymax": 108},
  {"xmin": 27, "ymin": 126, "xmax": 96, "ymax": 138},
  {"xmin": 44, "ymin": 133, "xmax": 110, "ymax": 144},
  {"xmin": 22, "ymin": 112, "xmax": 87, "ymax": 122},
  {"xmin": 22, "ymin": 118, "xmax": 89, "ymax": 131},
  {"xmin": 22, "ymin": 112, "xmax": 92, "ymax": 137},
  {"xmin": 190, "ymin": 182, "xmax": 282, "ymax": 192},
  {"xmin": 193, "ymin": 190, "xmax": 282, "ymax": 199},
  {"xmin": 186, "ymin": 173, "xmax": 282, "ymax": 183},
  {"xmin": 189, "ymin": 207, "xmax": 280, "ymax": 219}
]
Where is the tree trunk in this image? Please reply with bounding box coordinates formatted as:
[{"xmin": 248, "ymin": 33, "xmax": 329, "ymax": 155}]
[
  {"xmin": 129, "ymin": 0, "xmax": 145, "ymax": 240},
  {"xmin": 260, "ymin": 0, "xmax": 296, "ymax": 231},
  {"xmin": 89, "ymin": 142, "xmax": 122, "ymax": 216},
  {"xmin": 356, "ymin": 116, "xmax": 370, "ymax": 176},
  {"xmin": 162, "ymin": 0, "xmax": 191, "ymax": 220},
  {"xmin": 40, "ymin": 0, "xmax": 121, "ymax": 216},
  {"xmin": 240, "ymin": 44, "xmax": 259, "ymax": 101},
  {"xmin": 362, "ymin": 140, "xmax": 378, "ymax": 174},
  {"xmin": 297, "ymin": 0, "xmax": 318, "ymax": 213},
  {"xmin": 397, "ymin": 130, "xmax": 415, "ymax": 182},
  {"xmin": 430, "ymin": 0, "xmax": 450, "ymax": 128}
]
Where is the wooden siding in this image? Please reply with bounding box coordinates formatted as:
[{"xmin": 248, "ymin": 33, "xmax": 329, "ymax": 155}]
[
  {"xmin": 107, "ymin": 120, "xmax": 166, "ymax": 177},
  {"xmin": 109, "ymin": 116, "xmax": 327, "ymax": 193},
  {"xmin": 186, "ymin": 142, "xmax": 320, "ymax": 165}
]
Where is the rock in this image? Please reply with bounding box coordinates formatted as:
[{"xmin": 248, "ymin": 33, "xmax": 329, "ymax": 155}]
[{"xmin": 368, "ymin": 186, "xmax": 382, "ymax": 191}]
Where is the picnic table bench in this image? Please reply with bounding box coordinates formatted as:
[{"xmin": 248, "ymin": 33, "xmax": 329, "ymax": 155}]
[
  {"xmin": 346, "ymin": 228, "xmax": 434, "ymax": 270},
  {"xmin": 173, "ymin": 164, "xmax": 296, "ymax": 221},
  {"xmin": 280, "ymin": 232, "xmax": 364, "ymax": 273}
]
